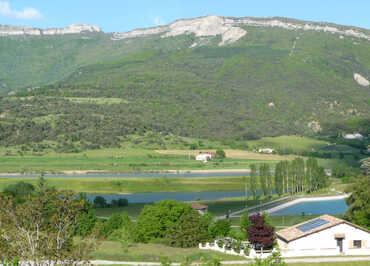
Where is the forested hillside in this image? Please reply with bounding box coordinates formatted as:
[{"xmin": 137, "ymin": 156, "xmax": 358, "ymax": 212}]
[{"xmin": 0, "ymin": 17, "xmax": 369, "ymax": 151}]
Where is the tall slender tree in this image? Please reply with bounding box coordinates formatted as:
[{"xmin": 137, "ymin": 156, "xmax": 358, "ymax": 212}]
[
  {"xmin": 259, "ymin": 164, "xmax": 268, "ymax": 197},
  {"xmin": 274, "ymin": 162, "xmax": 284, "ymax": 196},
  {"xmin": 249, "ymin": 164, "xmax": 258, "ymax": 200}
]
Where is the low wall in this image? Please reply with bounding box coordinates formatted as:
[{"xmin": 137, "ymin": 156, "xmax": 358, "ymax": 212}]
[{"xmin": 199, "ymin": 241, "xmax": 274, "ymax": 259}]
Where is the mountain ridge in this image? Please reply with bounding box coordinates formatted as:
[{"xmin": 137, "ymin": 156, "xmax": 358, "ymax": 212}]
[{"xmin": 0, "ymin": 23, "xmax": 101, "ymax": 36}]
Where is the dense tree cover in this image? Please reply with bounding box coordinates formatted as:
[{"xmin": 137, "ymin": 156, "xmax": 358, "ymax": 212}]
[
  {"xmin": 0, "ymin": 25, "xmax": 369, "ymax": 149},
  {"xmin": 345, "ymin": 175, "xmax": 370, "ymax": 230}
]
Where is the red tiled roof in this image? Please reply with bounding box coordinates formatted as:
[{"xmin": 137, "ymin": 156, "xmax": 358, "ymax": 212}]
[{"xmin": 188, "ymin": 202, "xmax": 208, "ymax": 210}]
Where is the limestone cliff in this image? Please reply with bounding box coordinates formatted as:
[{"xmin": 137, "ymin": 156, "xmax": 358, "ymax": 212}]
[
  {"xmin": 0, "ymin": 24, "xmax": 101, "ymax": 36},
  {"xmin": 112, "ymin": 15, "xmax": 370, "ymax": 46}
]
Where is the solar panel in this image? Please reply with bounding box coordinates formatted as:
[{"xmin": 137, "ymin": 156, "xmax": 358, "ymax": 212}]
[{"xmin": 296, "ymin": 218, "xmax": 329, "ymax": 232}]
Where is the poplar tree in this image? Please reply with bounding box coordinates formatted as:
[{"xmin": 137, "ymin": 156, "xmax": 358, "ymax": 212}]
[
  {"xmin": 259, "ymin": 164, "xmax": 269, "ymax": 197},
  {"xmin": 249, "ymin": 164, "xmax": 258, "ymax": 200},
  {"xmin": 274, "ymin": 162, "xmax": 284, "ymax": 195}
]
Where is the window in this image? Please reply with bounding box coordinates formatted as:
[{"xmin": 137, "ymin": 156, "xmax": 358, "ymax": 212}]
[{"xmin": 353, "ymin": 240, "xmax": 362, "ymax": 248}]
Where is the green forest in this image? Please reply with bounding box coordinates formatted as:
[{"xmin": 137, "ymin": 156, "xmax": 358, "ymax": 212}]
[{"xmin": 0, "ymin": 22, "xmax": 369, "ymax": 162}]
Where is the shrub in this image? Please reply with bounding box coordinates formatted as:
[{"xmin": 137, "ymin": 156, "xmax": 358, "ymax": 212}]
[
  {"xmin": 101, "ymin": 212, "xmax": 132, "ymax": 238},
  {"xmin": 209, "ymin": 219, "xmax": 231, "ymax": 238},
  {"xmin": 75, "ymin": 208, "xmax": 97, "ymax": 237},
  {"xmin": 135, "ymin": 200, "xmax": 196, "ymax": 243},
  {"xmin": 166, "ymin": 209, "xmax": 210, "ymax": 247},
  {"xmin": 93, "ymin": 196, "xmax": 107, "ymax": 208}
]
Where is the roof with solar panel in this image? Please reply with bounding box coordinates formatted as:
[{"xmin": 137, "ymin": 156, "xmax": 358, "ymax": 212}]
[{"xmin": 276, "ymin": 215, "xmax": 348, "ymax": 242}]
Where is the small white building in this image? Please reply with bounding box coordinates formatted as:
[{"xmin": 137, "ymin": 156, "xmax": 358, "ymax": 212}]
[
  {"xmin": 343, "ymin": 133, "xmax": 363, "ymax": 140},
  {"xmin": 258, "ymin": 148, "xmax": 274, "ymax": 154},
  {"xmin": 195, "ymin": 153, "xmax": 213, "ymax": 162},
  {"xmin": 277, "ymin": 215, "xmax": 370, "ymax": 257}
]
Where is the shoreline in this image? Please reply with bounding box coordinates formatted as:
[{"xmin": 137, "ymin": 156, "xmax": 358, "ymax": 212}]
[{"xmin": 0, "ymin": 168, "xmax": 251, "ymax": 177}]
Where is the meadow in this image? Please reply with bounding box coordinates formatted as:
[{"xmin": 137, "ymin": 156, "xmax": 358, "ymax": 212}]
[
  {"xmin": 0, "ymin": 176, "xmax": 247, "ymax": 194},
  {"xmin": 0, "ymin": 146, "xmax": 291, "ymax": 173}
]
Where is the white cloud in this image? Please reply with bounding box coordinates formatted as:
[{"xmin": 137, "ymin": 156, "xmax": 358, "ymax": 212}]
[
  {"xmin": 154, "ymin": 16, "xmax": 165, "ymax": 26},
  {"xmin": 0, "ymin": 1, "xmax": 43, "ymax": 20}
]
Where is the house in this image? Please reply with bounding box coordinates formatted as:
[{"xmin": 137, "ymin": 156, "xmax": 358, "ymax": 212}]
[
  {"xmin": 258, "ymin": 148, "xmax": 274, "ymax": 154},
  {"xmin": 343, "ymin": 133, "xmax": 363, "ymax": 140},
  {"xmin": 276, "ymin": 215, "xmax": 370, "ymax": 257},
  {"xmin": 195, "ymin": 152, "xmax": 213, "ymax": 162},
  {"xmin": 188, "ymin": 202, "xmax": 208, "ymax": 215}
]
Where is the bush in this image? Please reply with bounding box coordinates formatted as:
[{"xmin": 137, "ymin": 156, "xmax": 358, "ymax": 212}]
[
  {"xmin": 166, "ymin": 210, "xmax": 210, "ymax": 247},
  {"xmin": 209, "ymin": 219, "xmax": 231, "ymax": 238},
  {"xmin": 135, "ymin": 200, "xmax": 196, "ymax": 243},
  {"xmin": 215, "ymin": 149, "xmax": 226, "ymax": 160},
  {"xmin": 111, "ymin": 198, "xmax": 128, "ymax": 207},
  {"xmin": 93, "ymin": 196, "xmax": 107, "ymax": 208},
  {"xmin": 75, "ymin": 208, "xmax": 97, "ymax": 237},
  {"xmin": 100, "ymin": 212, "xmax": 132, "ymax": 238}
]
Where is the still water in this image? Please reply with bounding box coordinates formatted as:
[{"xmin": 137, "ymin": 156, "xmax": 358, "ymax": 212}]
[
  {"xmin": 270, "ymin": 199, "xmax": 348, "ymax": 215},
  {"xmin": 87, "ymin": 190, "xmax": 246, "ymax": 203}
]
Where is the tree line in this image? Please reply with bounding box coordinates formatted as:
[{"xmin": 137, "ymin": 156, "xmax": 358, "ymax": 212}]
[{"xmin": 248, "ymin": 157, "xmax": 328, "ymax": 198}]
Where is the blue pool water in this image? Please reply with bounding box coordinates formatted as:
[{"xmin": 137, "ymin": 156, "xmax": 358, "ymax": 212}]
[{"xmin": 270, "ymin": 199, "xmax": 348, "ymax": 216}]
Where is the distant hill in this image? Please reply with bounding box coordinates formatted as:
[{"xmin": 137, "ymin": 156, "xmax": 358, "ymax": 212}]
[{"xmin": 0, "ymin": 16, "xmax": 369, "ymax": 148}]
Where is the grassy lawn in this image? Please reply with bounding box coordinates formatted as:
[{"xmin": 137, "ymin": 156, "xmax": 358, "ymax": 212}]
[
  {"xmin": 0, "ymin": 147, "xmax": 285, "ymax": 173},
  {"xmin": 0, "ymin": 176, "xmax": 248, "ymax": 194},
  {"xmin": 90, "ymin": 242, "xmax": 243, "ymax": 262},
  {"xmin": 156, "ymin": 149, "xmax": 294, "ymax": 161}
]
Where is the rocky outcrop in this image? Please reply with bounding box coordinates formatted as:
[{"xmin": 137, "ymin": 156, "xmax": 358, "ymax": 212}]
[
  {"xmin": 112, "ymin": 15, "xmax": 247, "ymax": 46},
  {"xmin": 112, "ymin": 15, "xmax": 370, "ymax": 45},
  {"xmin": 353, "ymin": 73, "xmax": 370, "ymax": 86},
  {"xmin": 0, "ymin": 24, "xmax": 101, "ymax": 36}
]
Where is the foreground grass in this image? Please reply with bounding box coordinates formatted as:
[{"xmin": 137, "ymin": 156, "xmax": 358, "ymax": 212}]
[{"xmin": 90, "ymin": 242, "xmax": 242, "ymax": 262}]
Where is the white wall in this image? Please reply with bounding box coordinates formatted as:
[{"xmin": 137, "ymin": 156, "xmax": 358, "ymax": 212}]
[{"xmin": 279, "ymin": 223, "xmax": 370, "ymax": 257}]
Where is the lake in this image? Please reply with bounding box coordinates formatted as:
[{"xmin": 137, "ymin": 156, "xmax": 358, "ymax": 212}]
[
  {"xmin": 270, "ymin": 199, "xmax": 348, "ymax": 216},
  {"xmin": 87, "ymin": 190, "xmax": 247, "ymax": 203}
]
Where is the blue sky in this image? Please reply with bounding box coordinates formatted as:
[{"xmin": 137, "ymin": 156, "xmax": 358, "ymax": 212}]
[{"xmin": 1, "ymin": 1, "xmax": 370, "ymax": 32}]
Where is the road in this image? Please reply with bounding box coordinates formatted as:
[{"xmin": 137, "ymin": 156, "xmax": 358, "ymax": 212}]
[{"xmin": 91, "ymin": 256, "xmax": 370, "ymax": 265}]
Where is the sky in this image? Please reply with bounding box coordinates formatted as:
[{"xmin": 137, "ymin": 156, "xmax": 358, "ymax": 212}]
[{"xmin": 0, "ymin": 1, "xmax": 370, "ymax": 32}]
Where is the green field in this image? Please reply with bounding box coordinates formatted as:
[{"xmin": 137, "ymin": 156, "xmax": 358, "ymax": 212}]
[
  {"xmin": 0, "ymin": 176, "xmax": 248, "ymax": 194},
  {"xmin": 90, "ymin": 242, "xmax": 242, "ymax": 262},
  {"xmin": 0, "ymin": 146, "xmax": 286, "ymax": 173}
]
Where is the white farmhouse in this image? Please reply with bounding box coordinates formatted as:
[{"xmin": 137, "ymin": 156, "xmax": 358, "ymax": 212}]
[
  {"xmin": 343, "ymin": 133, "xmax": 364, "ymax": 140},
  {"xmin": 277, "ymin": 215, "xmax": 370, "ymax": 257},
  {"xmin": 195, "ymin": 153, "xmax": 213, "ymax": 162},
  {"xmin": 258, "ymin": 148, "xmax": 274, "ymax": 154}
]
